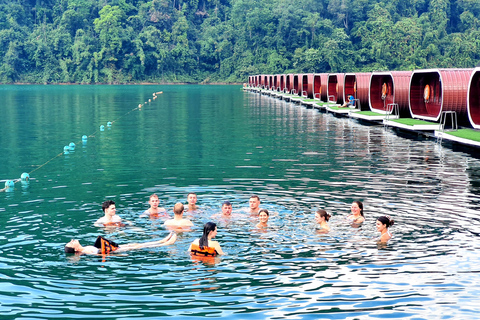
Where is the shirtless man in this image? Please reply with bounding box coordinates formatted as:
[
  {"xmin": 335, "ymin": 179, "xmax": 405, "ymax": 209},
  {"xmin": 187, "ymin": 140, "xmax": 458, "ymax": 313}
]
[
  {"xmin": 187, "ymin": 192, "xmax": 199, "ymax": 211},
  {"xmin": 94, "ymin": 200, "xmax": 125, "ymax": 227},
  {"xmin": 249, "ymin": 195, "xmax": 261, "ymax": 215},
  {"xmin": 64, "ymin": 232, "xmax": 177, "ymax": 254},
  {"xmin": 164, "ymin": 203, "xmax": 194, "ymax": 230},
  {"xmin": 141, "ymin": 194, "xmax": 168, "ymax": 218},
  {"xmin": 211, "ymin": 201, "xmax": 234, "ymax": 219}
]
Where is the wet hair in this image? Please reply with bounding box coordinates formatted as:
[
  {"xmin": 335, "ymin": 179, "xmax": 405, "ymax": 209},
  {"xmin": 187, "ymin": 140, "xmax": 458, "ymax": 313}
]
[
  {"xmin": 317, "ymin": 209, "xmax": 331, "ymax": 222},
  {"xmin": 173, "ymin": 203, "xmax": 184, "ymax": 215},
  {"xmin": 377, "ymin": 215, "xmax": 394, "ymax": 228},
  {"xmin": 250, "ymin": 195, "xmax": 260, "ymax": 201},
  {"xmin": 222, "ymin": 201, "xmax": 232, "ymax": 207},
  {"xmin": 199, "ymin": 222, "xmax": 217, "ymax": 249},
  {"xmin": 102, "ymin": 200, "xmax": 115, "ymax": 213},
  {"xmin": 352, "ymin": 201, "xmax": 364, "ymax": 217},
  {"xmin": 64, "ymin": 245, "xmax": 75, "ymax": 253},
  {"xmin": 259, "ymin": 209, "xmax": 269, "ymax": 216},
  {"xmin": 187, "ymin": 192, "xmax": 197, "ymax": 197},
  {"xmin": 149, "ymin": 194, "xmax": 159, "ymax": 200}
]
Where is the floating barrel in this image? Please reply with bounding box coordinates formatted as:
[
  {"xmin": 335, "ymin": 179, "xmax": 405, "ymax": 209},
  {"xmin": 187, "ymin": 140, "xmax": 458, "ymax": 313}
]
[
  {"xmin": 279, "ymin": 75, "xmax": 286, "ymax": 92},
  {"xmin": 467, "ymin": 67, "xmax": 480, "ymax": 129},
  {"xmin": 293, "ymin": 74, "xmax": 300, "ymax": 95},
  {"xmin": 344, "ymin": 72, "xmax": 371, "ymax": 110},
  {"xmin": 327, "ymin": 73, "xmax": 345, "ymax": 104},
  {"xmin": 286, "ymin": 74, "xmax": 294, "ymax": 93},
  {"xmin": 313, "ymin": 74, "xmax": 322, "ymax": 100},
  {"xmin": 370, "ymin": 71, "xmax": 412, "ymax": 116},
  {"xmin": 302, "ymin": 73, "xmax": 314, "ymax": 98},
  {"xmin": 410, "ymin": 68, "xmax": 473, "ymax": 123}
]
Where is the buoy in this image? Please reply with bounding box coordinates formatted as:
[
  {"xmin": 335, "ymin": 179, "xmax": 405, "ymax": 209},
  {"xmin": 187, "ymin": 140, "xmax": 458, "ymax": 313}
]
[
  {"xmin": 424, "ymin": 84, "xmax": 430, "ymax": 102},
  {"xmin": 5, "ymin": 180, "xmax": 14, "ymax": 189},
  {"xmin": 107, "ymin": 121, "xmax": 112, "ymax": 127},
  {"xmin": 148, "ymin": 99, "xmax": 151, "ymax": 102},
  {"xmin": 100, "ymin": 125, "xmax": 105, "ymax": 131},
  {"xmin": 156, "ymin": 91, "xmax": 163, "ymax": 94},
  {"xmin": 82, "ymin": 135, "xmax": 88, "ymax": 141},
  {"xmin": 64, "ymin": 146, "xmax": 70, "ymax": 154},
  {"xmin": 21, "ymin": 173, "xmax": 30, "ymax": 181},
  {"xmin": 153, "ymin": 93, "xmax": 156, "ymax": 96},
  {"xmin": 69, "ymin": 142, "xmax": 75, "ymax": 150},
  {"xmin": 138, "ymin": 104, "xmax": 142, "ymax": 108}
]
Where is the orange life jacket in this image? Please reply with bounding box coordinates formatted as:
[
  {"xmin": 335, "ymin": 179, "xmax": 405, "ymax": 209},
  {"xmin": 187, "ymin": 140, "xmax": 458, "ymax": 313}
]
[
  {"xmin": 94, "ymin": 236, "xmax": 119, "ymax": 254},
  {"xmin": 190, "ymin": 243, "xmax": 218, "ymax": 257}
]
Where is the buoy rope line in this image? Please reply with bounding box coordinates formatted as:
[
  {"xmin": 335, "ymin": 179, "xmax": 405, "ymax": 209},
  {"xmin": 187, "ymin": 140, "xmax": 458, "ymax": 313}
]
[{"xmin": 1, "ymin": 91, "xmax": 163, "ymax": 193}]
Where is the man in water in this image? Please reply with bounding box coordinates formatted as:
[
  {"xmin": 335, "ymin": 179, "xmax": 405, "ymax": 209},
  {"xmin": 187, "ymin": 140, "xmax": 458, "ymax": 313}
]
[
  {"xmin": 164, "ymin": 203, "xmax": 194, "ymax": 230},
  {"xmin": 94, "ymin": 200, "xmax": 125, "ymax": 227},
  {"xmin": 141, "ymin": 194, "xmax": 168, "ymax": 218},
  {"xmin": 249, "ymin": 195, "xmax": 261, "ymax": 215},
  {"xmin": 65, "ymin": 232, "xmax": 176, "ymax": 255},
  {"xmin": 187, "ymin": 192, "xmax": 199, "ymax": 211},
  {"xmin": 211, "ymin": 201, "xmax": 234, "ymax": 219}
]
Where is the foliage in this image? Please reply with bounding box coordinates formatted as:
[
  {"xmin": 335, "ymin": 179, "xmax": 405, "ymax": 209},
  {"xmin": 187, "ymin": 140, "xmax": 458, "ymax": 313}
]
[{"xmin": 0, "ymin": 0, "xmax": 478, "ymax": 83}]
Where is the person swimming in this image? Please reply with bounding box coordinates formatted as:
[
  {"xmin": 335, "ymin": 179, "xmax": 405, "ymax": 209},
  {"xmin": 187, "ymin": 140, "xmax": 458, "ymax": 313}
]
[
  {"xmin": 315, "ymin": 209, "xmax": 331, "ymax": 233},
  {"xmin": 256, "ymin": 209, "xmax": 269, "ymax": 228},
  {"xmin": 347, "ymin": 201, "xmax": 365, "ymax": 225},
  {"xmin": 189, "ymin": 222, "xmax": 224, "ymax": 256},
  {"xmin": 64, "ymin": 232, "xmax": 176, "ymax": 254},
  {"xmin": 376, "ymin": 216, "xmax": 394, "ymax": 242}
]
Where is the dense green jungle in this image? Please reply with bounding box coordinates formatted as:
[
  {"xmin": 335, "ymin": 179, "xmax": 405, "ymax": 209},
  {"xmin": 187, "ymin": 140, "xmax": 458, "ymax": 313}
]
[{"xmin": 0, "ymin": 0, "xmax": 479, "ymax": 84}]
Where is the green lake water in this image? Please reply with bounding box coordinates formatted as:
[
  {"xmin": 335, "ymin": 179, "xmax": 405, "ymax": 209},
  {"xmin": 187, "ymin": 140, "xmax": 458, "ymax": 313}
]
[{"xmin": 0, "ymin": 85, "xmax": 479, "ymax": 319}]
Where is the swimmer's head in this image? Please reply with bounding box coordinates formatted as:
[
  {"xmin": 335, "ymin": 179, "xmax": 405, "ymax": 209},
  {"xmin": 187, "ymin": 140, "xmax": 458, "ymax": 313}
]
[
  {"xmin": 221, "ymin": 201, "xmax": 232, "ymax": 215},
  {"xmin": 200, "ymin": 222, "xmax": 217, "ymax": 249},
  {"xmin": 351, "ymin": 201, "xmax": 364, "ymax": 217},
  {"xmin": 65, "ymin": 239, "xmax": 80, "ymax": 253},
  {"xmin": 249, "ymin": 195, "xmax": 260, "ymax": 210},
  {"xmin": 174, "ymin": 203, "xmax": 184, "ymax": 216},
  {"xmin": 187, "ymin": 192, "xmax": 197, "ymax": 205},
  {"xmin": 102, "ymin": 200, "xmax": 116, "ymax": 213},
  {"xmin": 377, "ymin": 215, "xmax": 394, "ymax": 228},
  {"xmin": 316, "ymin": 209, "xmax": 331, "ymax": 222},
  {"xmin": 149, "ymin": 194, "xmax": 160, "ymax": 208}
]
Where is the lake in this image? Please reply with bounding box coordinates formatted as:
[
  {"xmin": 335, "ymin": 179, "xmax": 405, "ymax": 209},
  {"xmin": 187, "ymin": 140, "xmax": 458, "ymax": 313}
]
[{"xmin": 0, "ymin": 85, "xmax": 479, "ymax": 319}]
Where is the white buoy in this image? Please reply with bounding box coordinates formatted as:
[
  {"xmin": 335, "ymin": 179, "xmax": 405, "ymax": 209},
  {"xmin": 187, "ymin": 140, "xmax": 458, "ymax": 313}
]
[
  {"xmin": 107, "ymin": 121, "xmax": 112, "ymax": 127},
  {"xmin": 69, "ymin": 142, "xmax": 75, "ymax": 150},
  {"xmin": 21, "ymin": 173, "xmax": 30, "ymax": 181},
  {"xmin": 5, "ymin": 180, "xmax": 14, "ymax": 189},
  {"xmin": 100, "ymin": 125, "xmax": 105, "ymax": 131}
]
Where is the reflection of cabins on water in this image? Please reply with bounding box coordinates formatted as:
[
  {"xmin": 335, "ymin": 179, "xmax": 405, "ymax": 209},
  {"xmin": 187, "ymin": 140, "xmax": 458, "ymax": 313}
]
[{"xmin": 246, "ymin": 68, "xmax": 480, "ymax": 148}]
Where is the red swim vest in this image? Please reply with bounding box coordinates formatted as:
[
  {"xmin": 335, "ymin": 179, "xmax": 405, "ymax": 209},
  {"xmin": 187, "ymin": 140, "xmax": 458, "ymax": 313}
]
[
  {"xmin": 103, "ymin": 221, "xmax": 126, "ymax": 227},
  {"xmin": 190, "ymin": 243, "xmax": 218, "ymax": 257}
]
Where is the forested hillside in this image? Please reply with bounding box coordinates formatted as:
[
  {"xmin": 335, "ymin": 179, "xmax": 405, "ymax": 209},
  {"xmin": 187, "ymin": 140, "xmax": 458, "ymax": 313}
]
[{"xmin": 0, "ymin": 0, "xmax": 479, "ymax": 84}]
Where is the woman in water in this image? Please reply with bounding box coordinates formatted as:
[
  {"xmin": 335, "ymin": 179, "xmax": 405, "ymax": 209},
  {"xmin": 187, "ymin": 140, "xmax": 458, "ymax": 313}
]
[
  {"xmin": 315, "ymin": 209, "xmax": 331, "ymax": 233},
  {"xmin": 347, "ymin": 201, "xmax": 365, "ymax": 224},
  {"xmin": 64, "ymin": 232, "xmax": 176, "ymax": 254},
  {"xmin": 376, "ymin": 216, "xmax": 394, "ymax": 242},
  {"xmin": 256, "ymin": 209, "xmax": 269, "ymax": 228},
  {"xmin": 189, "ymin": 222, "xmax": 225, "ymax": 256}
]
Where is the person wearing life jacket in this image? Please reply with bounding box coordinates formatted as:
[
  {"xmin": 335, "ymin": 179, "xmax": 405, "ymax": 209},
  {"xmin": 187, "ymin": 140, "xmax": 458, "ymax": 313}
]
[
  {"xmin": 64, "ymin": 232, "xmax": 177, "ymax": 255},
  {"xmin": 189, "ymin": 222, "xmax": 225, "ymax": 256},
  {"xmin": 94, "ymin": 200, "xmax": 126, "ymax": 227}
]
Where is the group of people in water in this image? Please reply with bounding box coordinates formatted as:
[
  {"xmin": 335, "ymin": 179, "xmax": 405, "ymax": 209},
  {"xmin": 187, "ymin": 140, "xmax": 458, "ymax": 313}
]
[{"xmin": 64, "ymin": 194, "xmax": 395, "ymax": 257}]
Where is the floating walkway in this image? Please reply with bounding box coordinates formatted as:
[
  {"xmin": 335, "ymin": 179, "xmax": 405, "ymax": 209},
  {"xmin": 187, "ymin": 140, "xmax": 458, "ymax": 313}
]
[{"xmin": 244, "ymin": 86, "xmax": 480, "ymax": 150}]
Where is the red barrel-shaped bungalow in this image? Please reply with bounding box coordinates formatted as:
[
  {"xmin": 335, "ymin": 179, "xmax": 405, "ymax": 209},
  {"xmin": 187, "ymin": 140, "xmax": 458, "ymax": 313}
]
[
  {"xmin": 370, "ymin": 71, "xmax": 412, "ymax": 117},
  {"xmin": 468, "ymin": 67, "xmax": 480, "ymax": 129},
  {"xmin": 409, "ymin": 69, "xmax": 473, "ymax": 123},
  {"xmin": 301, "ymin": 74, "xmax": 314, "ymax": 98},
  {"xmin": 327, "ymin": 73, "xmax": 345, "ymax": 104},
  {"xmin": 344, "ymin": 72, "xmax": 371, "ymax": 110}
]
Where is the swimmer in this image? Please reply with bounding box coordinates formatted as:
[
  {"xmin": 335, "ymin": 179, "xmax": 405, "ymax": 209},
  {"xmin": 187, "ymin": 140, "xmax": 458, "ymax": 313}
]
[
  {"xmin": 141, "ymin": 194, "xmax": 168, "ymax": 218},
  {"xmin": 187, "ymin": 192, "xmax": 199, "ymax": 211},
  {"xmin": 164, "ymin": 203, "xmax": 194, "ymax": 230},
  {"xmin": 211, "ymin": 201, "xmax": 234, "ymax": 219},
  {"xmin": 249, "ymin": 195, "xmax": 261, "ymax": 215},
  {"xmin": 94, "ymin": 200, "xmax": 125, "ymax": 227},
  {"xmin": 189, "ymin": 222, "xmax": 225, "ymax": 256},
  {"xmin": 376, "ymin": 215, "xmax": 394, "ymax": 242},
  {"xmin": 347, "ymin": 201, "xmax": 365, "ymax": 225},
  {"xmin": 256, "ymin": 209, "xmax": 269, "ymax": 228},
  {"xmin": 64, "ymin": 232, "xmax": 177, "ymax": 254},
  {"xmin": 315, "ymin": 209, "xmax": 331, "ymax": 233}
]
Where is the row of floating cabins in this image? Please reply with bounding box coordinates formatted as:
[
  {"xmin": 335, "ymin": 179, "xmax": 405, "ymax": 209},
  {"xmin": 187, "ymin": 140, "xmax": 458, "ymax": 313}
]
[{"xmin": 245, "ymin": 69, "xmax": 480, "ymax": 147}]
